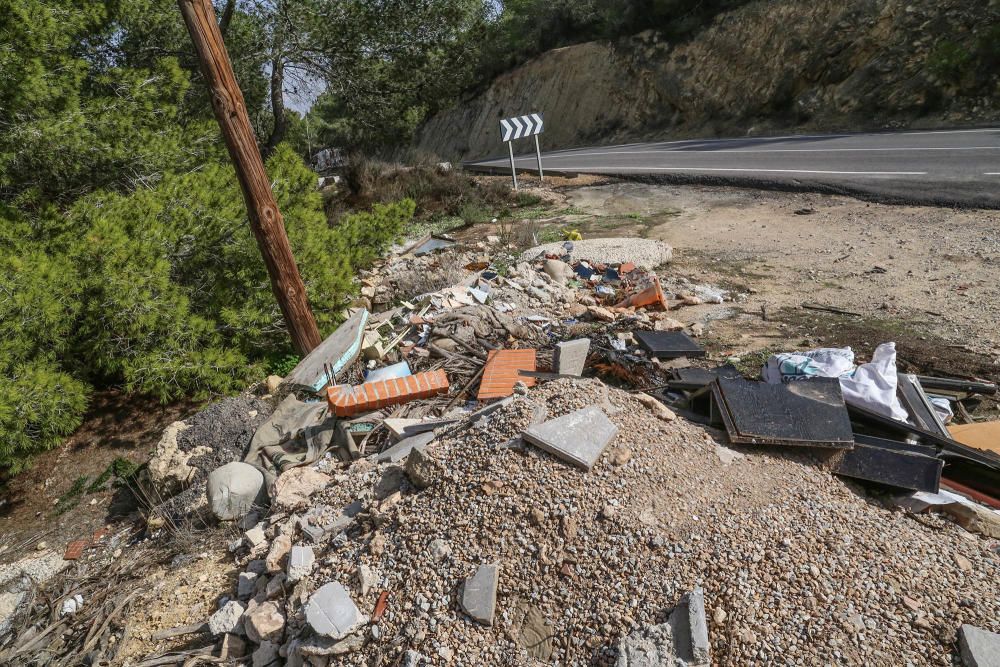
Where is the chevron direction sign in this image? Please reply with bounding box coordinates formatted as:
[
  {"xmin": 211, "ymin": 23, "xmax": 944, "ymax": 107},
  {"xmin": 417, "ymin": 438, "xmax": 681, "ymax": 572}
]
[{"xmin": 500, "ymin": 113, "xmax": 544, "ymax": 143}]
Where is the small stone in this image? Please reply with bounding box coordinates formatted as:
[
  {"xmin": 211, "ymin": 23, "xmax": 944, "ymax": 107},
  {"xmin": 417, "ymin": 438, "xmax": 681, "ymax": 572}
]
[
  {"xmin": 954, "ymin": 553, "xmax": 973, "ymax": 572},
  {"xmin": 429, "ymin": 538, "xmax": 452, "ymax": 561},
  {"xmin": 713, "ymin": 607, "xmax": 727, "ymax": 625},
  {"xmin": 714, "ymin": 444, "xmax": 744, "ymax": 465},
  {"xmin": 220, "ymin": 633, "xmax": 248, "ymax": 659},
  {"xmin": 265, "ymin": 375, "xmax": 283, "ymax": 394},
  {"xmin": 306, "ymin": 582, "xmax": 363, "ymax": 640},
  {"xmin": 587, "ymin": 305, "xmax": 616, "ymax": 322},
  {"xmin": 902, "ymin": 595, "xmax": 922, "ymax": 611},
  {"xmin": 272, "ymin": 467, "xmax": 331, "ymax": 510},
  {"xmin": 403, "ymin": 650, "xmax": 429, "ymax": 667},
  {"xmin": 512, "ymin": 381, "xmax": 530, "ymax": 396},
  {"xmin": 460, "ymin": 563, "xmax": 499, "ymax": 626},
  {"xmin": 528, "ymin": 508, "xmax": 546, "ymax": 526},
  {"xmin": 237, "ymin": 572, "xmax": 258, "ymax": 600},
  {"xmin": 287, "ymin": 545, "xmax": 315, "ymax": 583},
  {"xmin": 633, "ymin": 393, "xmax": 676, "ymax": 421},
  {"xmin": 265, "ymin": 534, "xmax": 292, "ymax": 573},
  {"xmin": 438, "ymin": 646, "xmax": 454, "ymax": 662},
  {"xmin": 252, "ymin": 640, "xmax": 279, "ymax": 667},
  {"xmin": 356, "ymin": 564, "xmax": 376, "ymax": 596},
  {"xmin": 809, "ymin": 564, "xmax": 820, "ymax": 578},
  {"xmin": 244, "ymin": 525, "xmax": 267, "ymax": 549},
  {"xmin": 404, "ymin": 448, "xmax": 442, "ymax": 490},
  {"xmin": 610, "ymin": 447, "xmax": 632, "ymax": 466},
  {"xmin": 209, "ymin": 600, "xmax": 246, "ymax": 635},
  {"xmin": 244, "ymin": 601, "xmax": 285, "ymax": 643}
]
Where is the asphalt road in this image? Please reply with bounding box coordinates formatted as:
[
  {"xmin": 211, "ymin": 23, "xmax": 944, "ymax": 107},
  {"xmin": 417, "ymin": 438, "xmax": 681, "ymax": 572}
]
[{"xmin": 465, "ymin": 128, "xmax": 1000, "ymax": 208}]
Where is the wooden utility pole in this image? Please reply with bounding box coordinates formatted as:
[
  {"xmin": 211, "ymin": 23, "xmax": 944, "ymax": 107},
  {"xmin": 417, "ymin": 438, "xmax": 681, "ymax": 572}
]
[{"xmin": 178, "ymin": 0, "xmax": 322, "ymax": 355}]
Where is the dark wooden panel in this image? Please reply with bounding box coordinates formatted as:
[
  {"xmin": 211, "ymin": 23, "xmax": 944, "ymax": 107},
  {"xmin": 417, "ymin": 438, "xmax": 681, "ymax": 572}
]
[
  {"xmin": 634, "ymin": 331, "xmax": 706, "ymax": 359},
  {"xmin": 833, "ymin": 444, "xmax": 942, "ymax": 492},
  {"xmin": 715, "ymin": 377, "xmax": 854, "ymax": 448}
]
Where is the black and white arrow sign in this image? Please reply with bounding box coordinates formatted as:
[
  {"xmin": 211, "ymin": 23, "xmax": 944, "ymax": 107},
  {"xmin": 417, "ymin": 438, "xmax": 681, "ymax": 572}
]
[{"xmin": 500, "ymin": 113, "xmax": 544, "ymax": 143}]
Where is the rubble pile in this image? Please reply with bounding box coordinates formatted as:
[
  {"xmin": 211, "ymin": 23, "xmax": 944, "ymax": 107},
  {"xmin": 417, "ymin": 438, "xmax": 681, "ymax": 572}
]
[{"xmin": 10, "ymin": 234, "xmax": 999, "ymax": 666}]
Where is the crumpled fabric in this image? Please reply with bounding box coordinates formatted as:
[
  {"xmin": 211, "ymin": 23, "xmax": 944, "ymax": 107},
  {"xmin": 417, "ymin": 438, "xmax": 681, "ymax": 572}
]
[
  {"xmin": 763, "ymin": 342, "xmax": 909, "ymax": 421},
  {"xmin": 244, "ymin": 395, "xmax": 355, "ymax": 490}
]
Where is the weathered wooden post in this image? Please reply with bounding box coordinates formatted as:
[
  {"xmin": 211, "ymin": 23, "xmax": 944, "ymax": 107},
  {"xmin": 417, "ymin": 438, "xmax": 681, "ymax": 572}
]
[{"xmin": 178, "ymin": 0, "xmax": 322, "ymax": 355}]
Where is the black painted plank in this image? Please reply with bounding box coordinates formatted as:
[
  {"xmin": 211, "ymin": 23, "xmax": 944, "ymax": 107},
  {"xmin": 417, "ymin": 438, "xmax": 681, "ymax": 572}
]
[
  {"xmin": 854, "ymin": 433, "xmax": 938, "ymax": 458},
  {"xmin": 714, "ymin": 377, "xmax": 854, "ymax": 448},
  {"xmin": 833, "ymin": 444, "xmax": 942, "ymax": 492},
  {"xmin": 634, "ymin": 331, "xmax": 706, "ymax": 359},
  {"xmin": 668, "ymin": 364, "xmax": 742, "ymax": 390}
]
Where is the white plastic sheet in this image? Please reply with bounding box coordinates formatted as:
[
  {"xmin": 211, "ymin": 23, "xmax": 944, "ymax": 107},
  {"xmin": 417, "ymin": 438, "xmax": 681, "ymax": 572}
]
[{"xmin": 763, "ymin": 342, "xmax": 909, "ymax": 421}]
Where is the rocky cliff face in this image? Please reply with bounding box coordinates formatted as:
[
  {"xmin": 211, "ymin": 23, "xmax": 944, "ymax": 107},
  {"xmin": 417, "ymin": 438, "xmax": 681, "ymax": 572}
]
[{"xmin": 417, "ymin": 0, "xmax": 998, "ymax": 160}]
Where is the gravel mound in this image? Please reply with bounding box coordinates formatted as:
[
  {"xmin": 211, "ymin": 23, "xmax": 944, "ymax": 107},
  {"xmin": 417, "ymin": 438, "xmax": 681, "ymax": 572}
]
[
  {"xmin": 158, "ymin": 395, "xmax": 273, "ymax": 518},
  {"xmin": 301, "ymin": 378, "xmax": 999, "ymax": 666},
  {"xmin": 521, "ymin": 237, "xmax": 673, "ymax": 269}
]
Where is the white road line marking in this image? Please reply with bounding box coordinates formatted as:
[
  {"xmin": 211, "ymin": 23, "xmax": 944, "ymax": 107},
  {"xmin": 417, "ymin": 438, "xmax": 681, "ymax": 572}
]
[
  {"xmin": 531, "ymin": 146, "xmax": 1000, "ymax": 160},
  {"xmin": 984, "ymin": 172, "xmax": 1000, "ymax": 175},
  {"xmin": 507, "ymin": 165, "xmax": 928, "ymax": 175}
]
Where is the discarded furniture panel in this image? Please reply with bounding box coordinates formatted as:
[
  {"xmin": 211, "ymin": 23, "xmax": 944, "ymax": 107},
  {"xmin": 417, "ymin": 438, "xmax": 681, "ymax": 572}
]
[
  {"xmin": 634, "ymin": 331, "xmax": 706, "ymax": 359},
  {"xmin": 896, "ymin": 373, "xmax": 951, "ymax": 438},
  {"xmin": 478, "ymin": 349, "xmax": 537, "ymax": 400},
  {"xmin": 282, "ymin": 309, "xmax": 369, "ymax": 393},
  {"xmin": 521, "ymin": 406, "xmax": 618, "ymax": 471},
  {"xmin": 710, "ymin": 377, "xmax": 854, "ymax": 448},
  {"xmin": 326, "ymin": 369, "xmax": 449, "ymax": 417},
  {"xmin": 667, "ymin": 364, "xmax": 742, "ymax": 391},
  {"xmin": 916, "ymin": 376, "xmax": 997, "ymax": 396},
  {"xmin": 832, "ymin": 441, "xmax": 943, "ymax": 493}
]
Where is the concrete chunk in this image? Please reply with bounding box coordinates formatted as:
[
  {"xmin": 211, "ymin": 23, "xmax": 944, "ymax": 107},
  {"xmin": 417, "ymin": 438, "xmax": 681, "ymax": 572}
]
[
  {"xmin": 616, "ymin": 587, "xmax": 710, "ymax": 667},
  {"xmin": 959, "ymin": 624, "xmax": 1000, "ymax": 667},
  {"xmin": 378, "ymin": 432, "xmax": 435, "ymax": 463},
  {"xmin": 553, "ymin": 339, "xmax": 590, "ymax": 376},
  {"xmin": 237, "ymin": 572, "xmax": 258, "ymax": 600},
  {"xmin": 522, "ymin": 406, "xmax": 618, "ymax": 471},
  {"xmin": 460, "ymin": 563, "xmax": 499, "ymax": 626},
  {"xmin": 208, "ymin": 600, "xmax": 245, "ymax": 636},
  {"xmin": 306, "ymin": 582, "xmax": 363, "ymax": 640},
  {"xmin": 287, "ymin": 545, "xmax": 315, "ymax": 583}
]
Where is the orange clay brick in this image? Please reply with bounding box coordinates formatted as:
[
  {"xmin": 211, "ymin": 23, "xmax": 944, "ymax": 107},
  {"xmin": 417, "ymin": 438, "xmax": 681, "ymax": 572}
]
[
  {"xmin": 327, "ymin": 369, "xmax": 449, "ymax": 417},
  {"xmin": 477, "ymin": 349, "xmax": 537, "ymax": 400}
]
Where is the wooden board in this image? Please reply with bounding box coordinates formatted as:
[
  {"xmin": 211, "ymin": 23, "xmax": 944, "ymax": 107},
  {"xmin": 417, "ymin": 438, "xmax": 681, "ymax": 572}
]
[
  {"xmin": 281, "ymin": 309, "xmax": 369, "ymax": 393},
  {"xmin": 634, "ymin": 331, "xmax": 706, "ymax": 359},
  {"xmin": 714, "ymin": 377, "xmax": 854, "ymax": 448},
  {"xmin": 833, "ymin": 443, "xmax": 942, "ymax": 492},
  {"xmin": 949, "ymin": 421, "xmax": 1000, "ymax": 455}
]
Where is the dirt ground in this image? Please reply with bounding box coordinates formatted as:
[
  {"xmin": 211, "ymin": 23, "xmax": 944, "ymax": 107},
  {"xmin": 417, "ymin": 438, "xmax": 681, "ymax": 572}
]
[
  {"xmin": 0, "ymin": 392, "xmax": 198, "ymax": 563},
  {"xmin": 496, "ymin": 177, "xmax": 1000, "ymax": 386}
]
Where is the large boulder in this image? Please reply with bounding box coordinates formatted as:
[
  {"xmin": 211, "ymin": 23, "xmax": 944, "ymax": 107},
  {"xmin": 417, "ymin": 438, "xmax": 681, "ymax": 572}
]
[{"xmin": 207, "ymin": 462, "xmax": 268, "ymax": 521}]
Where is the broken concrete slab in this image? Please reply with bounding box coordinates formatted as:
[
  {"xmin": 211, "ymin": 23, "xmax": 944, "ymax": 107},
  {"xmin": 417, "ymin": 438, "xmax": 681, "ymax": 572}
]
[
  {"xmin": 208, "ymin": 600, "xmax": 245, "ymax": 635},
  {"xmin": 244, "ymin": 525, "xmax": 267, "ymax": 549},
  {"xmin": 243, "ymin": 601, "xmax": 285, "ymax": 643},
  {"xmin": 522, "ymin": 406, "xmax": 618, "ymax": 471},
  {"xmin": 378, "ymin": 431, "xmax": 435, "ymax": 464},
  {"xmin": 553, "ymin": 339, "xmax": 590, "ymax": 376},
  {"xmin": 306, "ymin": 582, "xmax": 364, "ymax": 640},
  {"xmin": 616, "ymin": 587, "xmax": 710, "ymax": 667},
  {"xmin": 252, "ymin": 639, "xmax": 279, "ymax": 667},
  {"xmin": 383, "ymin": 418, "xmax": 424, "ymax": 441},
  {"xmin": 959, "ymin": 624, "xmax": 1000, "ymax": 667},
  {"xmin": 513, "ymin": 600, "xmax": 553, "ymax": 660},
  {"xmin": 207, "ymin": 462, "xmax": 267, "ymax": 521},
  {"xmin": 404, "ymin": 447, "xmax": 441, "ymax": 489},
  {"xmin": 460, "ymin": 563, "xmax": 499, "ymax": 626},
  {"xmin": 287, "ymin": 545, "xmax": 315, "ymax": 583}
]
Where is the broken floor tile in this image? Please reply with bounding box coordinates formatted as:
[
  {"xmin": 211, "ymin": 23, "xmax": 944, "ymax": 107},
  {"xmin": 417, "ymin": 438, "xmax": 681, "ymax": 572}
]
[
  {"xmin": 478, "ymin": 349, "xmax": 537, "ymax": 400},
  {"xmin": 521, "ymin": 406, "xmax": 618, "ymax": 471},
  {"xmin": 306, "ymin": 582, "xmax": 363, "ymax": 640},
  {"xmin": 460, "ymin": 563, "xmax": 499, "ymax": 626},
  {"xmin": 378, "ymin": 432, "xmax": 435, "ymax": 464},
  {"xmin": 959, "ymin": 624, "xmax": 1000, "ymax": 667},
  {"xmin": 208, "ymin": 600, "xmax": 245, "ymax": 636},
  {"xmin": 616, "ymin": 587, "xmax": 710, "ymax": 667}
]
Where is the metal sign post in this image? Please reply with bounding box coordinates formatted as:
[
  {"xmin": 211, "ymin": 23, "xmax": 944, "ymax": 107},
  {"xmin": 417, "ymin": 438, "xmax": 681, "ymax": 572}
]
[{"xmin": 499, "ymin": 112, "xmax": 544, "ymax": 190}]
